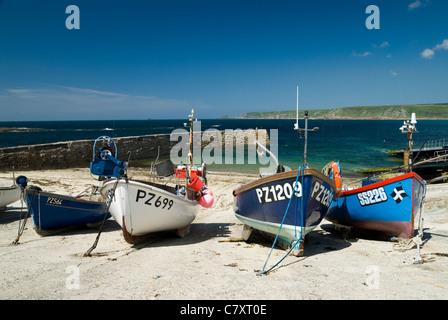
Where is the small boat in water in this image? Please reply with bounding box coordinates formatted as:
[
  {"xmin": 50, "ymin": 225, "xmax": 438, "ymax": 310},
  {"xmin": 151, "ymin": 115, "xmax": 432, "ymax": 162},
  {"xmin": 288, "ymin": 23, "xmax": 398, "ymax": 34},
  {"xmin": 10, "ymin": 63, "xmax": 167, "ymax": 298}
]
[
  {"xmin": 100, "ymin": 110, "xmax": 213, "ymax": 244},
  {"xmin": 233, "ymin": 88, "xmax": 337, "ymax": 256},
  {"xmin": 326, "ymin": 114, "xmax": 426, "ymax": 239}
]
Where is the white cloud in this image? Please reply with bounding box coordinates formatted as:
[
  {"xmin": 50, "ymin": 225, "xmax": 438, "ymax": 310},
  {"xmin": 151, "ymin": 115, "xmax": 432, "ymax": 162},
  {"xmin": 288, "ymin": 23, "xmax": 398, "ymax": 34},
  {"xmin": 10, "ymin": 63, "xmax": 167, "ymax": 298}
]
[
  {"xmin": 421, "ymin": 48, "xmax": 435, "ymax": 59},
  {"xmin": 0, "ymin": 86, "xmax": 195, "ymax": 120},
  {"xmin": 373, "ymin": 41, "xmax": 390, "ymax": 48},
  {"xmin": 352, "ymin": 51, "xmax": 372, "ymax": 57},
  {"xmin": 421, "ymin": 39, "xmax": 448, "ymax": 59},
  {"xmin": 408, "ymin": 0, "xmax": 422, "ymax": 10},
  {"xmin": 390, "ymin": 70, "xmax": 398, "ymax": 76},
  {"xmin": 434, "ymin": 39, "xmax": 448, "ymax": 51}
]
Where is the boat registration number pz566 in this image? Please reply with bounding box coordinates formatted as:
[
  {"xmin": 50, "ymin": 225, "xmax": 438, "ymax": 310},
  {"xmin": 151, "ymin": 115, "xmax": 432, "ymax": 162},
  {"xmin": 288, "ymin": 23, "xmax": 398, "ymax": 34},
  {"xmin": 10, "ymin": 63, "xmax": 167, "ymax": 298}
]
[
  {"xmin": 255, "ymin": 181, "xmax": 302, "ymax": 204},
  {"xmin": 46, "ymin": 197, "xmax": 63, "ymax": 206}
]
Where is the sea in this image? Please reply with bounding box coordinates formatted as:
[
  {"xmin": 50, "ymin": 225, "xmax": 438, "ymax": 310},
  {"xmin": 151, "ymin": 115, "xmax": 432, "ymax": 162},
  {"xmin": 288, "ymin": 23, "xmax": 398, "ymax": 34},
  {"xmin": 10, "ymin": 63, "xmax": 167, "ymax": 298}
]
[{"xmin": 1, "ymin": 119, "xmax": 447, "ymax": 177}]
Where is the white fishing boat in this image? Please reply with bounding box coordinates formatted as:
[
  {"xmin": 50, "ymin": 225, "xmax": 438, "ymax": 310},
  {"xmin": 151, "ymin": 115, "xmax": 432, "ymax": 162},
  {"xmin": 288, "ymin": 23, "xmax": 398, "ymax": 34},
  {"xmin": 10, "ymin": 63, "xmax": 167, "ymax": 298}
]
[
  {"xmin": 101, "ymin": 178, "xmax": 202, "ymax": 243},
  {"xmin": 99, "ymin": 110, "xmax": 213, "ymax": 244},
  {"xmin": 0, "ymin": 175, "xmax": 27, "ymax": 210},
  {"xmin": 0, "ymin": 186, "xmax": 21, "ymax": 210}
]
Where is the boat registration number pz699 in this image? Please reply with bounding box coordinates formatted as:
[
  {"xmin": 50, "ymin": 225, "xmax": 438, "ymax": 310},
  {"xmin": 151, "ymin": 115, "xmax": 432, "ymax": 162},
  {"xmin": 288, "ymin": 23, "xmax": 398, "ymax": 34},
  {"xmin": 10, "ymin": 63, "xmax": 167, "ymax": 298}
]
[
  {"xmin": 135, "ymin": 189, "xmax": 174, "ymax": 210},
  {"xmin": 255, "ymin": 181, "xmax": 302, "ymax": 204}
]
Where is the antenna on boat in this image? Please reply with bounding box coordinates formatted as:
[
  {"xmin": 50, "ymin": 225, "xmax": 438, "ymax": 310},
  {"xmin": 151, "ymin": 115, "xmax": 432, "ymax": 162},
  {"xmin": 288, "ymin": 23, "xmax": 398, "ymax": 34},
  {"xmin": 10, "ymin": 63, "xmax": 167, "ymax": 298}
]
[
  {"xmin": 293, "ymin": 87, "xmax": 319, "ymax": 167},
  {"xmin": 399, "ymin": 112, "xmax": 418, "ymax": 172},
  {"xmin": 294, "ymin": 86, "xmax": 299, "ymax": 131},
  {"xmin": 188, "ymin": 109, "xmax": 194, "ymax": 178}
]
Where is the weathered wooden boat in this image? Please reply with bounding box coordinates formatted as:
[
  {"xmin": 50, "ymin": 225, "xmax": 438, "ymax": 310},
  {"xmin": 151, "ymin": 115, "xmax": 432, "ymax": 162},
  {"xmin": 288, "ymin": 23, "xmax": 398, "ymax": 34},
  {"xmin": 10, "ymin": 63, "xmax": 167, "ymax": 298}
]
[
  {"xmin": 24, "ymin": 187, "xmax": 110, "ymax": 235},
  {"xmin": 326, "ymin": 114, "xmax": 426, "ymax": 239},
  {"xmin": 325, "ymin": 172, "xmax": 426, "ymax": 238},
  {"xmin": 233, "ymin": 88, "xmax": 337, "ymax": 257},
  {"xmin": 100, "ymin": 110, "xmax": 213, "ymax": 244}
]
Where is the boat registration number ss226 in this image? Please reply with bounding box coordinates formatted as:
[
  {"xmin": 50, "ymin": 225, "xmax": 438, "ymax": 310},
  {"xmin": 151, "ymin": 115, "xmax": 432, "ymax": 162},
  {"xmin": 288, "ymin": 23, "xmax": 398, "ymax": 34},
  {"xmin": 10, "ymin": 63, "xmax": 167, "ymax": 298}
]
[
  {"xmin": 255, "ymin": 181, "xmax": 302, "ymax": 204},
  {"xmin": 357, "ymin": 187, "xmax": 388, "ymax": 207}
]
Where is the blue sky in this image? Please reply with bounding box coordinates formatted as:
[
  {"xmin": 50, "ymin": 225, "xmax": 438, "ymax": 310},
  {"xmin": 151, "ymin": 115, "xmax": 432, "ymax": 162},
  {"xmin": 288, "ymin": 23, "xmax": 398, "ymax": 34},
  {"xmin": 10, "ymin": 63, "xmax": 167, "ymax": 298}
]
[{"xmin": 0, "ymin": 0, "xmax": 447, "ymax": 120}]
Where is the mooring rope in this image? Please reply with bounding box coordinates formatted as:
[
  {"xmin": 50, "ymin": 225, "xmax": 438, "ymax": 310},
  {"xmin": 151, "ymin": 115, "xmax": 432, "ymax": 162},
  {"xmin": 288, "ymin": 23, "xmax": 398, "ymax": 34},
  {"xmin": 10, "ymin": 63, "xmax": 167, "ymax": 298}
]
[
  {"xmin": 258, "ymin": 167, "xmax": 305, "ymax": 275},
  {"xmin": 84, "ymin": 177, "xmax": 122, "ymax": 257},
  {"xmin": 12, "ymin": 189, "xmax": 31, "ymax": 245}
]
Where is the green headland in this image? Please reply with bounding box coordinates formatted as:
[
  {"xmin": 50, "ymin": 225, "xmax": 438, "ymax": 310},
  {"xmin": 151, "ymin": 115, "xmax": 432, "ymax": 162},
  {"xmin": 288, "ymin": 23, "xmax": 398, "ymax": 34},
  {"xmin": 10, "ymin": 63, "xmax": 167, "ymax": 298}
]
[{"xmin": 221, "ymin": 103, "xmax": 448, "ymax": 120}]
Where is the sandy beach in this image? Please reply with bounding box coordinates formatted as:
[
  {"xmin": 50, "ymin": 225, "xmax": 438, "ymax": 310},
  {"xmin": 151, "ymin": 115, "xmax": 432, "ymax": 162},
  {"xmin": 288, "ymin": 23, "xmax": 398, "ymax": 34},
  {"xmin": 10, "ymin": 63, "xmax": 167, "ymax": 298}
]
[{"xmin": 1, "ymin": 168, "xmax": 447, "ymax": 301}]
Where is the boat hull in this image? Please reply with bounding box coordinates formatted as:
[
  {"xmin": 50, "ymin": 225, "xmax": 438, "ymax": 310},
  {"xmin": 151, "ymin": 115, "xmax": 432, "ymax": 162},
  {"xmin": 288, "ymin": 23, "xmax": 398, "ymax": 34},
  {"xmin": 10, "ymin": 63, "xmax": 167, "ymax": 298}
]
[
  {"xmin": 100, "ymin": 179, "xmax": 200, "ymax": 243},
  {"xmin": 0, "ymin": 186, "xmax": 21, "ymax": 209},
  {"xmin": 25, "ymin": 188, "xmax": 110, "ymax": 234},
  {"xmin": 325, "ymin": 172, "xmax": 425, "ymax": 238},
  {"xmin": 233, "ymin": 169, "xmax": 336, "ymax": 246}
]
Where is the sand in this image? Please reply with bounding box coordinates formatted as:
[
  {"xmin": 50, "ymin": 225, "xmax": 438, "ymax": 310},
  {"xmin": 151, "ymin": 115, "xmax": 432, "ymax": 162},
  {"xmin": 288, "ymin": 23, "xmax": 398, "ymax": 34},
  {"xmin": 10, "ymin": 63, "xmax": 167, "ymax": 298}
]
[{"xmin": 0, "ymin": 168, "xmax": 447, "ymax": 301}]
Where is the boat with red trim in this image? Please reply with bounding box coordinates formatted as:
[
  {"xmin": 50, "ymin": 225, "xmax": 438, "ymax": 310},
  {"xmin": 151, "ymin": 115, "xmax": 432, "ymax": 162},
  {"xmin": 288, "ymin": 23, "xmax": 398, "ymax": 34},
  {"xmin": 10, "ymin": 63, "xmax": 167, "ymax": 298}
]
[
  {"xmin": 325, "ymin": 172, "xmax": 425, "ymax": 238},
  {"xmin": 326, "ymin": 114, "xmax": 426, "ymax": 239}
]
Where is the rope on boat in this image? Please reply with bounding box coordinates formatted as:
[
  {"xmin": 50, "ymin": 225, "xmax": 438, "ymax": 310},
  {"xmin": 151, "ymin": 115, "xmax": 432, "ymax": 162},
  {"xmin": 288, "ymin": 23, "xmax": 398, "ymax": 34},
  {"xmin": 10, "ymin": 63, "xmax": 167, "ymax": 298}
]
[
  {"xmin": 84, "ymin": 177, "xmax": 122, "ymax": 257},
  {"xmin": 258, "ymin": 167, "xmax": 305, "ymax": 275},
  {"xmin": 393, "ymin": 180, "xmax": 427, "ymax": 264},
  {"xmin": 12, "ymin": 188, "xmax": 31, "ymax": 245}
]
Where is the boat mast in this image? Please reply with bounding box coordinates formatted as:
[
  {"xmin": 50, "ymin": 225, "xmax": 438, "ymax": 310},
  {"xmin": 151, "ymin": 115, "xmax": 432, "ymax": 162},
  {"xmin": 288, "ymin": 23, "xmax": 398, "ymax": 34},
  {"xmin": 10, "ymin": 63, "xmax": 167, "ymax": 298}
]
[
  {"xmin": 188, "ymin": 109, "xmax": 194, "ymax": 177},
  {"xmin": 399, "ymin": 113, "xmax": 418, "ymax": 172},
  {"xmin": 293, "ymin": 86, "xmax": 318, "ymax": 167}
]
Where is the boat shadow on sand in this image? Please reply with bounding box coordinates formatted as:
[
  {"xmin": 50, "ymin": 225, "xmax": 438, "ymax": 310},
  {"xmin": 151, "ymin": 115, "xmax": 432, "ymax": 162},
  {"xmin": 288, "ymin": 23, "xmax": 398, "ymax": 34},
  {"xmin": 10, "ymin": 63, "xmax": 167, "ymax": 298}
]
[{"xmin": 127, "ymin": 222, "xmax": 236, "ymax": 250}]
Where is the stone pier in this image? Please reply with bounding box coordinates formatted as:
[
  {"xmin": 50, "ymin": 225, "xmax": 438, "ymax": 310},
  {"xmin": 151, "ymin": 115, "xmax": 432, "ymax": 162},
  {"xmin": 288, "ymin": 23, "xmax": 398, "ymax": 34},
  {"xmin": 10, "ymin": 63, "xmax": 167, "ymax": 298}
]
[{"xmin": 0, "ymin": 129, "xmax": 269, "ymax": 170}]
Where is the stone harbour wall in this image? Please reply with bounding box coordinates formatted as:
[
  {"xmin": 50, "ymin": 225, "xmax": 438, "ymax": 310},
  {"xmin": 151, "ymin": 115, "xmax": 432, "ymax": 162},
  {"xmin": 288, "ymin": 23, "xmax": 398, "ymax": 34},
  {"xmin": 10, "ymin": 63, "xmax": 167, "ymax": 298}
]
[{"xmin": 0, "ymin": 129, "xmax": 269, "ymax": 170}]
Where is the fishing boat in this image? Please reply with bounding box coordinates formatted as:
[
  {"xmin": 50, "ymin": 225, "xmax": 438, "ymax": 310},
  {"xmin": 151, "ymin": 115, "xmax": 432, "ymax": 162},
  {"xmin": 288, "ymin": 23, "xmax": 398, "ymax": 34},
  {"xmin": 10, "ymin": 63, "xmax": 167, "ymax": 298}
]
[
  {"xmin": 25, "ymin": 187, "xmax": 110, "ymax": 235},
  {"xmin": 100, "ymin": 110, "xmax": 213, "ymax": 244},
  {"xmin": 233, "ymin": 87, "xmax": 337, "ymax": 256},
  {"xmin": 0, "ymin": 175, "xmax": 27, "ymax": 210},
  {"xmin": 23, "ymin": 136, "xmax": 124, "ymax": 235},
  {"xmin": 0, "ymin": 186, "xmax": 21, "ymax": 211},
  {"xmin": 325, "ymin": 114, "xmax": 426, "ymax": 239},
  {"xmin": 325, "ymin": 172, "xmax": 425, "ymax": 238}
]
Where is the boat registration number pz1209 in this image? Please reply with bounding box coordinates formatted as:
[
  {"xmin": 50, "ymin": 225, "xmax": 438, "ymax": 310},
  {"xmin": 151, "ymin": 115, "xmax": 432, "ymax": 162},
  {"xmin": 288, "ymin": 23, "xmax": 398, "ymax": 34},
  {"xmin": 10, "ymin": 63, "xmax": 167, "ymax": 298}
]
[
  {"xmin": 255, "ymin": 181, "xmax": 302, "ymax": 204},
  {"xmin": 357, "ymin": 187, "xmax": 388, "ymax": 207},
  {"xmin": 310, "ymin": 181, "xmax": 334, "ymax": 207}
]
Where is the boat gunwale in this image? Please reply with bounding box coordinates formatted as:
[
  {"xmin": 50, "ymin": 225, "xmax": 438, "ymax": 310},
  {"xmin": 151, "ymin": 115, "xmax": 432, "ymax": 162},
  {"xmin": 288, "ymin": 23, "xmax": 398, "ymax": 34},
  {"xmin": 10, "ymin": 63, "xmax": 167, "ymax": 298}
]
[
  {"xmin": 101, "ymin": 178, "xmax": 199, "ymax": 205},
  {"xmin": 233, "ymin": 168, "xmax": 336, "ymax": 196},
  {"xmin": 342, "ymin": 172, "xmax": 424, "ymax": 197},
  {"xmin": 25, "ymin": 188, "xmax": 105, "ymax": 205}
]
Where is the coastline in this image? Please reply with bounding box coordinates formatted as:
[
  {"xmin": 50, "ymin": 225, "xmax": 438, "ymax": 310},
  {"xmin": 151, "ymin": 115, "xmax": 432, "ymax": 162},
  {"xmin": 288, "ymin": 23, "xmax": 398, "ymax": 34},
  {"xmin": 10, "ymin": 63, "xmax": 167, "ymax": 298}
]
[{"xmin": 1, "ymin": 168, "xmax": 447, "ymax": 300}]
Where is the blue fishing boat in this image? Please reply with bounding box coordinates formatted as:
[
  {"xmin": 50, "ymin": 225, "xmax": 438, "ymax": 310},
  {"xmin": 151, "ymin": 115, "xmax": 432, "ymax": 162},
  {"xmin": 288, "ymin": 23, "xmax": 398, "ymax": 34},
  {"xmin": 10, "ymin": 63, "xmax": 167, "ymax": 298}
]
[
  {"xmin": 326, "ymin": 114, "xmax": 426, "ymax": 239},
  {"xmin": 25, "ymin": 188, "xmax": 110, "ymax": 235},
  {"xmin": 233, "ymin": 88, "xmax": 337, "ymax": 256},
  {"xmin": 23, "ymin": 136, "xmax": 124, "ymax": 235},
  {"xmin": 325, "ymin": 172, "xmax": 426, "ymax": 238},
  {"xmin": 233, "ymin": 168, "xmax": 337, "ymax": 254}
]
